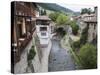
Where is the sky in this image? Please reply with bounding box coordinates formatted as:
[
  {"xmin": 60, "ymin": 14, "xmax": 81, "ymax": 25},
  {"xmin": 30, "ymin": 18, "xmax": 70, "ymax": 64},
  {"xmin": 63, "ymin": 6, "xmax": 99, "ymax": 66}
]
[
  {"xmin": 32, "ymin": 0, "xmax": 96, "ymax": 12},
  {"xmin": 57, "ymin": 3, "xmax": 95, "ymax": 12},
  {"xmin": 31, "ymin": 0, "xmax": 96, "ymax": 12}
]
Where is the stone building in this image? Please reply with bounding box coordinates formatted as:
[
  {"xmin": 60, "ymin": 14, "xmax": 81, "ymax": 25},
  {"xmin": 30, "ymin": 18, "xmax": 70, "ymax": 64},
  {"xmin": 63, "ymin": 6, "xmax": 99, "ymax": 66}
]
[
  {"xmin": 75, "ymin": 7, "xmax": 97, "ymax": 43},
  {"xmin": 11, "ymin": 1, "xmax": 38, "ymax": 63},
  {"xmin": 11, "ymin": 1, "xmax": 38, "ymax": 73},
  {"xmin": 83, "ymin": 7, "xmax": 97, "ymax": 43}
]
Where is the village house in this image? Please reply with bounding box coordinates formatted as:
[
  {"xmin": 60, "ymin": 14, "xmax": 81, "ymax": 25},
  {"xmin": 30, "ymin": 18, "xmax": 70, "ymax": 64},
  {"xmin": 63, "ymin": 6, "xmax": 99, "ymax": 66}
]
[
  {"xmin": 36, "ymin": 16, "xmax": 52, "ymax": 47},
  {"xmin": 75, "ymin": 7, "xmax": 97, "ymax": 43},
  {"xmin": 34, "ymin": 16, "xmax": 52, "ymax": 72},
  {"xmin": 11, "ymin": 1, "xmax": 38, "ymax": 64},
  {"xmin": 74, "ymin": 14, "xmax": 88, "ymax": 34},
  {"xmin": 83, "ymin": 7, "xmax": 97, "ymax": 43},
  {"xmin": 11, "ymin": 1, "xmax": 39, "ymax": 73}
]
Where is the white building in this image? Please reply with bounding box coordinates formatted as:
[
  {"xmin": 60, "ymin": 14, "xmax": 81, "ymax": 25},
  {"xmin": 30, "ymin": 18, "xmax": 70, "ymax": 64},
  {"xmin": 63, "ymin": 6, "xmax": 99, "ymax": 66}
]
[{"xmin": 36, "ymin": 16, "xmax": 52, "ymax": 47}]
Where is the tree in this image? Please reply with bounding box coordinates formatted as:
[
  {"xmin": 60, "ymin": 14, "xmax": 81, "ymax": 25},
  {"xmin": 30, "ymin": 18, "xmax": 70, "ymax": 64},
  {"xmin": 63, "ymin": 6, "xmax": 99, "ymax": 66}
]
[
  {"xmin": 40, "ymin": 9, "xmax": 47, "ymax": 15},
  {"xmin": 40, "ymin": 9, "xmax": 44, "ymax": 15},
  {"xmin": 27, "ymin": 46, "xmax": 36, "ymax": 61},
  {"xmin": 81, "ymin": 8, "xmax": 92, "ymax": 14},
  {"xmin": 79, "ymin": 43, "xmax": 97, "ymax": 69},
  {"xmin": 88, "ymin": 8, "xmax": 92, "ymax": 14},
  {"xmin": 43, "ymin": 10, "xmax": 47, "ymax": 15},
  {"xmin": 49, "ymin": 12, "xmax": 70, "ymax": 25},
  {"xmin": 49, "ymin": 12, "xmax": 60, "ymax": 22},
  {"xmin": 80, "ymin": 26, "xmax": 88, "ymax": 45},
  {"xmin": 55, "ymin": 27, "xmax": 66, "ymax": 38},
  {"xmin": 70, "ymin": 21, "xmax": 79, "ymax": 35},
  {"xmin": 72, "ymin": 40, "xmax": 80, "ymax": 52},
  {"xmin": 56, "ymin": 14, "xmax": 69, "ymax": 25}
]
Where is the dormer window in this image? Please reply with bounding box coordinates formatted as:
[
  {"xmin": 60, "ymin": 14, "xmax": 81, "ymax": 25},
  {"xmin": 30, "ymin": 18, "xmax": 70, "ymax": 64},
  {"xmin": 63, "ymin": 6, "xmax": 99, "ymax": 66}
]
[
  {"xmin": 40, "ymin": 27, "xmax": 47, "ymax": 31},
  {"xmin": 41, "ymin": 32, "xmax": 46, "ymax": 36},
  {"xmin": 36, "ymin": 20, "xmax": 50, "ymax": 25}
]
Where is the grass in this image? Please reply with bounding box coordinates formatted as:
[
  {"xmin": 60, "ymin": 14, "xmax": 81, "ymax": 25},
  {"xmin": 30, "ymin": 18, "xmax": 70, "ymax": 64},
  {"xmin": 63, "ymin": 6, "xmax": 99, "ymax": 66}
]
[
  {"xmin": 70, "ymin": 48, "xmax": 82, "ymax": 69},
  {"xmin": 27, "ymin": 46, "xmax": 36, "ymax": 61},
  {"xmin": 61, "ymin": 34, "xmax": 82, "ymax": 69},
  {"xmin": 27, "ymin": 45, "xmax": 36, "ymax": 72}
]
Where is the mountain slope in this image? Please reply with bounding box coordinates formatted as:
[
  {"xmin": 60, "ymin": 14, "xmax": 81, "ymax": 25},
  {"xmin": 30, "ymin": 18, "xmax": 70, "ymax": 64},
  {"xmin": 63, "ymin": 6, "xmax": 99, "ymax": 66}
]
[{"xmin": 37, "ymin": 3, "xmax": 74, "ymax": 15}]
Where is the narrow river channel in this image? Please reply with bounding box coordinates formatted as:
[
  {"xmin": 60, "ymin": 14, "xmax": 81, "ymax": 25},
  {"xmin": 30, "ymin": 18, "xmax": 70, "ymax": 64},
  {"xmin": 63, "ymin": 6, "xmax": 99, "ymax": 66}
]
[{"xmin": 48, "ymin": 37, "xmax": 76, "ymax": 72}]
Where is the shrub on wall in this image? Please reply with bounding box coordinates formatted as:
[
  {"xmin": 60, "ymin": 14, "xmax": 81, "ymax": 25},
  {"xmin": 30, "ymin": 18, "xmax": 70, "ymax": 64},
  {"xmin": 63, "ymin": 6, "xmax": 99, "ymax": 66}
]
[
  {"xmin": 72, "ymin": 40, "xmax": 80, "ymax": 52},
  {"xmin": 70, "ymin": 21, "xmax": 79, "ymax": 35},
  {"xmin": 79, "ymin": 43, "xmax": 97, "ymax": 69},
  {"xmin": 55, "ymin": 27, "xmax": 66, "ymax": 38},
  {"xmin": 80, "ymin": 26, "xmax": 88, "ymax": 45},
  {"xmin": 27, "ymin": 46, "xmax": 36, "ymax": 61}
]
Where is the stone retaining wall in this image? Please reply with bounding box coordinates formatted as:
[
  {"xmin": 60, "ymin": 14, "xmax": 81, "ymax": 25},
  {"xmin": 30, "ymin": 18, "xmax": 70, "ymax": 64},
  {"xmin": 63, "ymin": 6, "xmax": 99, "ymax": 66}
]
[{"xmin": 14, "ymin": 32, "xmax": 52, "ymax": 73}]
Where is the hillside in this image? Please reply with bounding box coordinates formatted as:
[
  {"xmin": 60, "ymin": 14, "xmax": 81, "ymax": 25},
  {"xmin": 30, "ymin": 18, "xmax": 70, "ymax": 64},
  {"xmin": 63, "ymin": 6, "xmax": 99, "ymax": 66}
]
[{"xmin": 36, "ymin": 3, "xmax": 75, "ymax": 15}]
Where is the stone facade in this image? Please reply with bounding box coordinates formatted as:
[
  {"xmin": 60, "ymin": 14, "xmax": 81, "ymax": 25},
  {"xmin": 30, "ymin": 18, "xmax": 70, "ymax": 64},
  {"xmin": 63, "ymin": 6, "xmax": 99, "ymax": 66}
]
[
  {"xmin": 76, "ymin": 7, "xmax": 97, "ymax": 43},
  {"xmin": 84, "ymin": 7, "xmax": 97, "ymax": 43},
  {"xmin": 14, "ymin": 34, "xmax": 35, "ymax": 73},
  {"xmin": 14, "ymin": 31, "xmax": 52, "ymax": 73},
  {"xmin": 87, "ymin": 23, "xmax": 97, "ymax": 42}
]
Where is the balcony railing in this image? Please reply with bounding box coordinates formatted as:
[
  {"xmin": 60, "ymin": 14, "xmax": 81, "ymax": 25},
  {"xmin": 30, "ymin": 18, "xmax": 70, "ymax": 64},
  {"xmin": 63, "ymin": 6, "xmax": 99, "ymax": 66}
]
[
  {"xmin": 12, "ymin": 28, "xmax": 35, "ymax": 64},
  {"xmin": 15, "ymin": 2, "xmax": 36, "ymax": 17},
  {"xmin": 83, "ymin": 16, "xmax": 97, "ymax": 22}
]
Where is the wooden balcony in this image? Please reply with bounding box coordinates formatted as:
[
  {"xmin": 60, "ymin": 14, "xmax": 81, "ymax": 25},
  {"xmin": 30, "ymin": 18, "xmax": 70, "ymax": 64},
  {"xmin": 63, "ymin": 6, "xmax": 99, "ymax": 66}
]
[
  {"xmin": 15, "ymin": 2, "xmax": 36, "ymax": 17},
  {"xmin": 12, "ymin": 31, "xmax": 34, "ymax": 64},
  {"xmin": 12, "ymin": 2, "xmax": 38, "ymax": 64}
]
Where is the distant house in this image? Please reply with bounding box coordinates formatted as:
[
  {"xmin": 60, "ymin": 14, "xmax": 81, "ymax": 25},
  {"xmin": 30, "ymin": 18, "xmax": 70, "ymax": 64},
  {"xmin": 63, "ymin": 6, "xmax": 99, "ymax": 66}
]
[
  {"xmin": 11, "ymin": 2, "xmax": 38, "ymax": 64},
  {"xmin": 36, "ymin": 16, "xmax": 52, "ymax": 47},
  {"xmin": 76, "ymin": 7, "xmax": 97, "ymax": 43},
  {"xmin": 83, "ymin": 7, "xmax": 97, "ymax": 43},
  {"xmin": 75, "ymin": 14, "xmax": 88, "ymax": 34}
]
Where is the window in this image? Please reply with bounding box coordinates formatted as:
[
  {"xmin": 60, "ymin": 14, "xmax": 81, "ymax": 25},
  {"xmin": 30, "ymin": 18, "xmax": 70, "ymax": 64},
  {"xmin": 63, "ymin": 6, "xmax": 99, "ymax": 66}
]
[
  {"xmin": 36, "ymin": 20, "xmax": 50, "ymax": 25},
  {"xmin": 40, "ymin": 27, "xmax": 47, "ymax": 31},
  {"xmin": 36, "ymin": 20, "xmax": 41, "ymax": 25},
  {"xmin": 41, "ymin": 32, "xmax": 46, "ymax": 36},
  {"xmin": 94, "ymin": 24, "xmax": 96, "ymax": 30}
]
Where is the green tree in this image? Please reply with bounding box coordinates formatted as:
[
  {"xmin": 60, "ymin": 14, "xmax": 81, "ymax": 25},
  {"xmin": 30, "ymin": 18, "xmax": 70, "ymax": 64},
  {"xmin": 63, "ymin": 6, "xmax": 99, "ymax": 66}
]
[
  {"xmin": 49, "ymin": 12, "xmax": 60, "ymax": 22},
  {"xmin": 72, "ymin": 40, "xmax": 80, "ymax": 52},
  {"xmin": 40, "ymin": 9, "xmax": 47, "ymax": 15},
  {"xmin": 70, "ymin": 21, "xmax": 79, "ymax": 35},
  {"xmin": 43, "ymin": 10, "xmax": 47, "ymax": 15},
  {"xmin": 27, "ymin": 46, "xmax": 36, "ymax": 61},
  {"xmin": 81, "ymin": 8, "xmax": 92, "ymax": 14},
  {"xmin": 56, "ymin": 14, "xmax": 69, "ymax": 25},
  {"xmin": 79, "ymin": 43, "xmax": 97, "ymax": 69},
  {"xmin": 55, "ymin": 27, "xmax": 66, "ymax": 37},
  {"xmin": 40, "ymin": 9, "xmax": 44, "ymax": 15},
  {"xmin": 80, "ymin": 26, "xmax": 88, "ymax": 45}
]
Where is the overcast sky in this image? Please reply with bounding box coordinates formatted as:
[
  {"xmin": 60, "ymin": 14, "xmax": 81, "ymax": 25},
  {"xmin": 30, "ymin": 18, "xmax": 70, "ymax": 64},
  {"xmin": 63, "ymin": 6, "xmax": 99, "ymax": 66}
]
[{"xmin": 57, "ymin": 3, "xmax": 95, "ymax": 12}]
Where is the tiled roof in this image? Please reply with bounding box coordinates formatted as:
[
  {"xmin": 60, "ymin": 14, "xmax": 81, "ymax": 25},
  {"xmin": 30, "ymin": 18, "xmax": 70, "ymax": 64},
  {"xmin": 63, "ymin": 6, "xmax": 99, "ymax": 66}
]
[{"xmin": 36, "ymin": 16, "xmax": 51, "ymax": 20}]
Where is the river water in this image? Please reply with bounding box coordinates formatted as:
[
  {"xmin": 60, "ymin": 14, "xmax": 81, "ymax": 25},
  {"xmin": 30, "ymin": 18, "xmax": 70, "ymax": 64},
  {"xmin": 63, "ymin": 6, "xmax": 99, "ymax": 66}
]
[{"xmin": 48, "ymin": 38, "xmax": 76, "ymax": 72}]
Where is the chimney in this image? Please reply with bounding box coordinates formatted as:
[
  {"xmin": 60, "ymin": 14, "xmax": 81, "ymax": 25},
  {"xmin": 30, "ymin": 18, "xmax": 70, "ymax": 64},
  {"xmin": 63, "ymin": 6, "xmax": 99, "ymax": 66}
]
[{"xmin": 94, "ymin": 7, "xmax": 97, "ymax": 16}]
